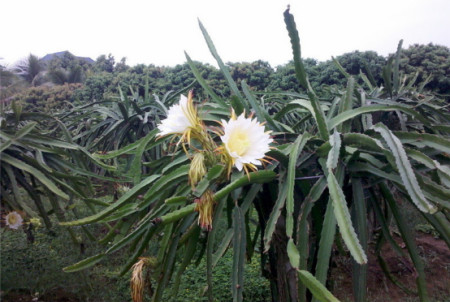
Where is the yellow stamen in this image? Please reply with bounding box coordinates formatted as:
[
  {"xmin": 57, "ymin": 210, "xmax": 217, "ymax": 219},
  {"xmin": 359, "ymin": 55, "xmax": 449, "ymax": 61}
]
[{"xmin": 227, "ymin": 130, "xmax": 250, "ymax": 156}]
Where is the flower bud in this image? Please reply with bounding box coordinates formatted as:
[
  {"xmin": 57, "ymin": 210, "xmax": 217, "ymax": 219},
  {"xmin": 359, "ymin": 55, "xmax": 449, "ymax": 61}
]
[
  {"xmin": 29, "ymin": 217, "xmax": 42, "ymax": 228},
  {"xmin": 189, "ymin": 153, "xmax": 206, "ymax": 188},
  {"xmin": 195, "ymin": 189, "xmax": 215, "ymax": 231}
]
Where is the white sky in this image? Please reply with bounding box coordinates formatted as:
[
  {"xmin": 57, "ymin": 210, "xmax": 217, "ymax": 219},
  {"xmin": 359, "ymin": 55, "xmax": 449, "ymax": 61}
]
[{"xmin": 1, "ymin": 0, "xmax": 449, "ymax": 68}]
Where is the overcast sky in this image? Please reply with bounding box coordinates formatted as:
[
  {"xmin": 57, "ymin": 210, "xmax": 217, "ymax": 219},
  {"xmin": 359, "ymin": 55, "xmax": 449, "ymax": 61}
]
[{"xmin": 2, "ymin": 0, "xmax": 449, "ymax": 68}]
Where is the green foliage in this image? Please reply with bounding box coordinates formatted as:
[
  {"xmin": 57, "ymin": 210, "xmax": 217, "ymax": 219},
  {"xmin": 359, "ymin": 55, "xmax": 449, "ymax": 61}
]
[
  {"xmin": 267, "ymin": 52, "xmax": 385, "ymax": 96},
  {"xmin": 14, "ymin": 54, "xmax": 45, "ymax": 86},
  {"xmin": 319, "ymin": 51, "xmax": 386, "ymax": 87},
  {"xmin": 66, "ymin": 86, "xmax": 168, "ymax": 153},
  {"xmin": 1, "ymin": 226, "xmax": 88, "ymax": 296},
  {"xmin": 0, "ymin": 213, "xmax": 270, "ymax": 302},
  {"xmin": 73, "ymin": 72, "xmax": 115, "ymax": 101},
  {"xmin": 0, "ymin": 64, "xmax": 26, "ymax": 101},
  {"xmin": 229, "ymin": 60, "xmax": 274, "ymax": 91},
  {"xmin": 45, "ymin": 51, "xmax": 92, "ymax": 85},
  {"xmin": 2, "ymin": 7, "xmax": 450, "ymax": 302},
  {"xmin": 47, "ymin": 51, "xmax": 91, "ymax": 69},
  {"xmin": 162, "ymin": 249, "xmax": 270, "ymax": 302},
  {"xmin": 0, "ymin": 215, "xmax": 131, "ymax": 302},
  {"xmin": 10, "ymin": 83, "xmax": 82, "ymax": 113},
  {"xmin": 398, "ymin": 43, "xmax": 450, "ymax": 94},
  {"xmin": 0, "ymin": 100, "xmax": 108, "ymax": 234},
  {"xmin": 54, "ymin": 8, "xmax": 450, "ymax": 302},
  {"xmin": 48, "ymin": 65, "xmax": 84, "ymax": 85},
  {"xmin": 94, "ymin": 54, "xmax": 116, "ymax": 73}
]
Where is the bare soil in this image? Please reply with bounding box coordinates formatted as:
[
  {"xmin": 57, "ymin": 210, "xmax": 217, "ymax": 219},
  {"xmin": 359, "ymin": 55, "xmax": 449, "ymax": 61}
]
[{"xmin": 331, "ymin": 232, "xmax": 450, "ymax": 302}]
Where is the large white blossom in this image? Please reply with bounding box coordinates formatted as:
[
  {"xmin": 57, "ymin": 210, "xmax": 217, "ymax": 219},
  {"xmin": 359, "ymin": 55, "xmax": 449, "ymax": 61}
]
[
  {"xmin": 157, "ymin": 94, "xmax": 196, "ymax": 137},
  {"xmin": 5, "ymin": 211, "xmax": 23, "ymax": 230},
  {"xmin": 220, "ymin": 112, "xmax": 273, "ymax": 171}
]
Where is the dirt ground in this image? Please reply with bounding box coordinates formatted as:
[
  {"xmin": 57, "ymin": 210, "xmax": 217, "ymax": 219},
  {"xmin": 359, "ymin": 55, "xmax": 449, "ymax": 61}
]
[
  {"xmin": 2, "ymin": 232, "xmax": 449, "ymax": 302},
  {"xmin": 331, "ymin": 232, "xmax": 450, "ymax": 302},
  {"xmin": 1, "ymin": 289, "xmax": 79, "ymax": 302}
]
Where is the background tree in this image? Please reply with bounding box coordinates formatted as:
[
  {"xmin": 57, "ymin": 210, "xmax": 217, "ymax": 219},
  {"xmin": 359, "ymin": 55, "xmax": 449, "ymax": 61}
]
[
  {"xmin": 93, "ymin": 54, "xmax": 116, "ymax": 73},
  {"xmin": 398, "ymin": 43, "xmax": 450, "ymax": 94},
  {"xmin": 14, "ymin": 54, "xmax": 46, "ymax": 86},
  {"xmin": 1, "ymin": 63, "xmax": 26, "ymax": 101},
  {"xmin": 45, "ymin": 51, "xmax": 92, "ymax": 85},
  {"xmin": 316, "ymin": 50, "xmax": 386, "ymax": 87},
  {"xmin": 47, "ymin": 65, "xmax": 84, "ymax": 85},
  {"xmin": 229, "ymin": 60, "xmax": 274, "ymax": 91},
  {"xmin": 268, "ymin": 59, "xmax": 318, "ymax": 93},
  {"xmin": 114, "ymin": 57, "xmax": 130, "ymax": 73}
]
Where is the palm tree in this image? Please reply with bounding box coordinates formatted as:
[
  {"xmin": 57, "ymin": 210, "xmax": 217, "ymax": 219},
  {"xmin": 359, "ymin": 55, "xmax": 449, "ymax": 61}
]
[
  {"xmin": 0, "ymin": 63, "xmax": 26, "ymax": 101},
  {"xmin": 14, "ymin": 54, "xmax": 45, "ymax": 86},
  {"xmin": 48, "ymin": 65, "xmax": 84, "ymax": 85}
]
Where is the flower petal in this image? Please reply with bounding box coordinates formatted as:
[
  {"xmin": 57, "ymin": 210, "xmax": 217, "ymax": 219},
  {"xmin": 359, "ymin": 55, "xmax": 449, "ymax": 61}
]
[{"xmin": 221, "ymin": 113, "xmax": 273, "ymax": 172}]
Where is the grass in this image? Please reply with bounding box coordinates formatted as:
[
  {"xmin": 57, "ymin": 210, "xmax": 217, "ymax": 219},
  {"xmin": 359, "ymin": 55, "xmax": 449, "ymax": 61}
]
[
  {"xmin": 1, "ymin": 200, "xmax": 270, "ymax": 302},
  {"xmin": 0, "ymin": 217, "xmax": 131, "ymax": 301}
]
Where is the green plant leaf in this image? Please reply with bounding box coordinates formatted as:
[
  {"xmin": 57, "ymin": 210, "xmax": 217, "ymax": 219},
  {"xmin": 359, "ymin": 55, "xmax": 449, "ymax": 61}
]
[
  {"xmin": 197, "ymin": 19, "xmax": 248, "ymax": 112},
  {"xmin": 394, "ymin": 131, "xmax": 450, "ymax": 154},
  {"xmin": 184, "ymin": 52, "xmax": 227, "ymax": 108},
  {"xmin": 241, "ymin": 81, "xmax": 265, "ymax": 121},
  {"xmin": 3, "ymin": 164, "xmax": 38, "ymax": 217},
  {"xmin": 298, "ymin": 270, "xmax": 340, "ymax": 302},
  {"xmin": 373, "ymin": 123, "xmax": 437, "ymax": 213},
  {"xmin": 327, "ymin": 171, "xmax": 367, "ymax": 264},
  {"xmin": 314, "ymin": 198, "xmax": 336, "ymax": 290},
  {"xmin": 287, "ymin": 238, "xmax": 300, "ymax": 269},
  {"xmin": 63, "ymin": 253, "xmax": 105, "ymax": 273},
  {"xmin": 264, "ymin": 175, "xmax": 288, "ymax": 252},
  {"xmin": 119, "ymin": 222, "xmax": 160, "ymax": 276},
  {"xmin": 368, "ymin": 191, "xmax": 406, "ymax": 257},
  {"xmin": 129, "ymin": 130, "xmax": 158, "ymax": 184},
  {"xmin": 1, "ymin": 153, "xmax": 69, "ymax": 200},
  {"xmin": 232, "ymin": 205, "xmax": 246, "ymax": 302},
  {"xmin": 351, "ymin": 178, "xmax": 368, "ymax": 302},
  {"xmin": 297, "ymin": 176, "xmax": 328, "ymax": 299},
  {"xmin": 380, "ymin": 183, "xmax": 430, "ymax": 301},
  {"xmin": 214, "ymin": 170, "xmax": 277, "ymax": 202},
  {"xmin": 138, "ymin": 165, "xmax": 190, "ymax": 209},
  {"xmin": 329, "ymin": 104, "xmax": 431, "ymax": 130},
  {"xmin": 105, "ymin": 216, "xmax": 154, "ymax": 254},
  {"xmin": 382, "ymin": 56, "xmax": 394, "ymax": 97},
  {"xmin": 171, "ymin": 225, "xmax": 201, "ymax": 298},
  {"xmin": 283, "ymin": 8, "xmax": 329, "ymax": 140},
  {"xmin": 165, "ymin": 196, "xmax": 188, "ymax": 206},
  {"xmin": 159, "ymin": 203, "xmax": 196, "ymax": 225},
  {"xmin": 336, "ymin": 77, "xmax": 355, "ymax": 133},
  {"xmin": 61, "ymin": 174, "xmax": 160, "ymax": 226},
  {"xmin": 332, "ymin": 57, "xmax": 351, "ymax": 80},
  {"xmin": 206, "ymin": 192, "xmax": 228, "ymax": 301},
  {"xmin": 393, "ymin": 40, "xmax": 403, "ymax": 95},
  {"xmin": 193, "ymin": 164, "xmax": 225, "ymax": 197},
  {"xmin": 0, "ymin": 122, "xmax": 37, "ymax": 152},
  {"xmin": 286, "ymin": 133, "xmax": 311, "ymax": 238},
  {"xmin": 326, "ymin": 130, "xmax": 341, "ymax": 170}
]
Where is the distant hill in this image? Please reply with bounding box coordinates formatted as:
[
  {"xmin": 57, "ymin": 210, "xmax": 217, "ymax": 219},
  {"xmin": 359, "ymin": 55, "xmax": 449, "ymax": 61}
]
[{"xmin": 41, "ymin": 51, "xmax": 94, "ymax": 64}]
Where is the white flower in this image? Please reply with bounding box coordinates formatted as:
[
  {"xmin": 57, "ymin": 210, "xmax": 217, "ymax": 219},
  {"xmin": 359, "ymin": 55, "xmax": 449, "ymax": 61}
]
[
  {"xmin": 157, "ymin": 94, "xmax": 198, "ymax": 137},
  {"xmin": 221, "ymin": 112, "xmax": 273, "ymax": 172},
  {"xmin": 5, "ymin": 211, "xmax": 23, "ymax": 230}
]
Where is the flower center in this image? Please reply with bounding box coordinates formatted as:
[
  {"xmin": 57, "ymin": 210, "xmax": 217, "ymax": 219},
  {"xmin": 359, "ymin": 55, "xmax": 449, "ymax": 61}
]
[
  {"xmin": 8, "ymin": 215, "xmax": 17, "ymax": 225},
  {"xmin": 228, "ymin": 130, "xmax": 250, "ymax": 156}
]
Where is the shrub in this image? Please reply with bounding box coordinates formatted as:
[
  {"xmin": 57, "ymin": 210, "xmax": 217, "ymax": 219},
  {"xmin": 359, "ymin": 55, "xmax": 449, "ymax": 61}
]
[{"xmin": 11, "ymin": 83, "xmax": 83, "ymax": 113}]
